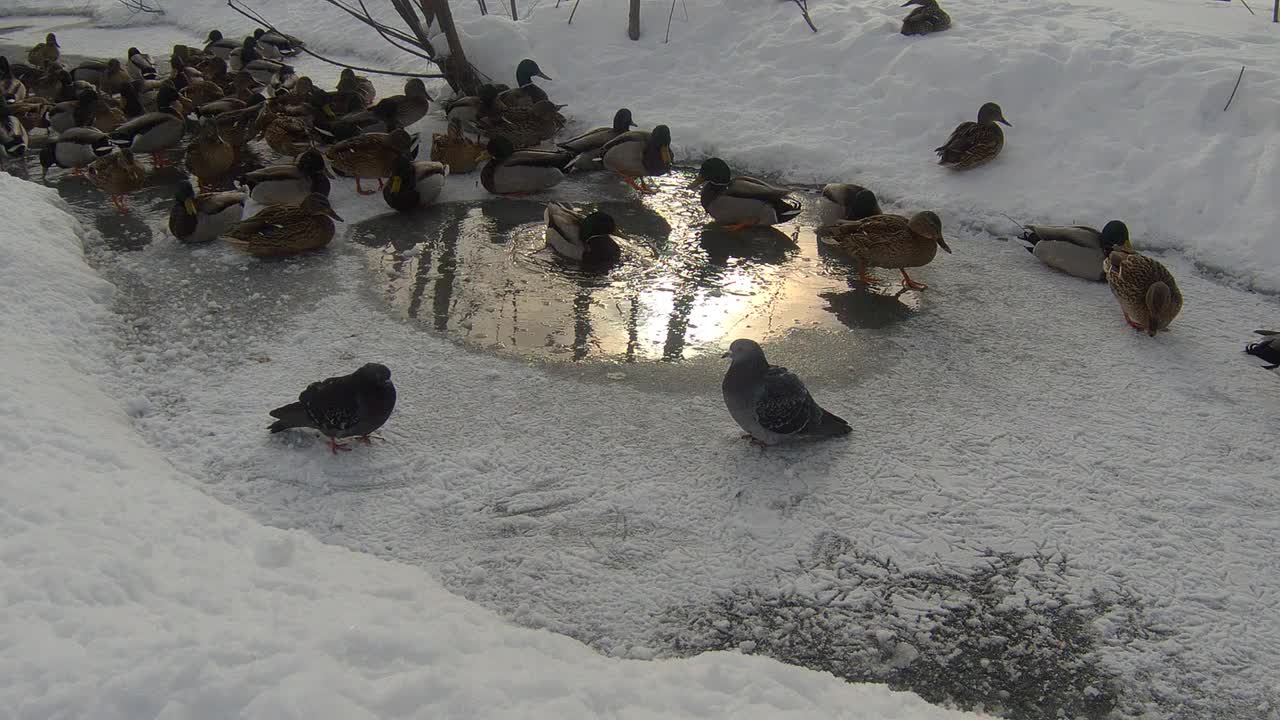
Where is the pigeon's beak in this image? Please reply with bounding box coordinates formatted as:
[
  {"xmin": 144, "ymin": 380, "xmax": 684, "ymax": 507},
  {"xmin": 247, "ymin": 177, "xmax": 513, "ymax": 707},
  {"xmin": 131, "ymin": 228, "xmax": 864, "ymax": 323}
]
[
  {"xmin": 689, "ymin": 174, "xmax": 707, "ymax": 189},
  {"xmin": 721, "ymin": 351, "xmax": 731, "ymax": 359}
]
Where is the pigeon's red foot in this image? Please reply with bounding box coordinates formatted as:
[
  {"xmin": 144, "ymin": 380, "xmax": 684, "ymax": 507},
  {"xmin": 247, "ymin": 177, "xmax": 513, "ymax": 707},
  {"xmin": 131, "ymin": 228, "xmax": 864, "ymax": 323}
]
[
  {"xmin": 357, "ymin": 433, "xmax": 385, "ymax": 445},
  {"xmin": 740, "ymin": 433, "xmax": 769, "ymax": 449},
  {"xmin": 327, "ymin": 437, "xmax": 352, "ymax": 454}
]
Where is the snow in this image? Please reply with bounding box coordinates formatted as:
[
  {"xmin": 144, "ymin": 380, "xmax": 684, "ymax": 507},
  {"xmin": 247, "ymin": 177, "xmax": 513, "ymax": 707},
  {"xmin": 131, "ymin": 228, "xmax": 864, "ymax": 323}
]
[
  {"xmin": 0, "ymin": 173, "xmax": 980, "ymax": 717},
  {"xmin": 3, "ymin": 0, "xmax": 1280, "ymax": 716}
]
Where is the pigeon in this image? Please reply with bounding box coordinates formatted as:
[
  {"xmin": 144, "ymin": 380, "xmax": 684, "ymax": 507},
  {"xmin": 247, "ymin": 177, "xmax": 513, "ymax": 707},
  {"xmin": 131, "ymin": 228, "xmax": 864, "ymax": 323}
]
[
  {"xmin": 267, "ymin": 363, "xmax": 397, "ymax": 453},
  {"xmin": 1246, "ymin": 330, "xmax": 1280, "ymax": 370},
  {"xmin": 721, "ymin": 339, "xmax": 851, "ymax": 446}
]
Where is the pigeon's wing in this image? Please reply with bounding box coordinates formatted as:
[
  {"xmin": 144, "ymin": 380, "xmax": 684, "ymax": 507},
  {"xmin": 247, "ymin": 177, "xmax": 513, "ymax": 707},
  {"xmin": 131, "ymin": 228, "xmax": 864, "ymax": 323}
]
[
  {"xmin": 299, "ymin": 375, "xmax": 362, "ymax": 433},
  {"xmin": 755, "ymin": 366, "xmax": 819, "ymax": 436}
]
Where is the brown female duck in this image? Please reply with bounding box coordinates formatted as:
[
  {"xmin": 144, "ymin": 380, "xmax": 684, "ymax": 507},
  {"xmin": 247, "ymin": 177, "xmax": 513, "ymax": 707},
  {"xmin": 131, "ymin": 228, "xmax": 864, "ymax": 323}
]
[
  {"xmin": 225, "ymin": 193, "xmax": 343, "ymax": 257},
  {"xmin": 817, "ymin": 211, "xmax": 950, "ymax": 289},
  {"xmin": 936, "ymin": 102, "xmax": 1010, "ymax": 170}
]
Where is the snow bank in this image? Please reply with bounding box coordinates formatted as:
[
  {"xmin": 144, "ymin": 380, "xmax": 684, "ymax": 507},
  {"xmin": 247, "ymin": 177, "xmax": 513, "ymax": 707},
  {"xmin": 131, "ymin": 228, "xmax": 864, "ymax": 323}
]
[
  {"xmin": 5, "ymin": 0, "xmax": 1277, "ymax": 288},
  {"xmin": 0, "ymin": 172, "xmax": 979, "ymax": 717}
]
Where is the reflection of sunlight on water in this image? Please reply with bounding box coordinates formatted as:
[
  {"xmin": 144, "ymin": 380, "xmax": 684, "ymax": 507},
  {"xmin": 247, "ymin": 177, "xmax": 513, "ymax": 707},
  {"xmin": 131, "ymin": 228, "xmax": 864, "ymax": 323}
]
[{"xmin": 353, "ymin": 169, "xmax": 928, "ymax": 363}]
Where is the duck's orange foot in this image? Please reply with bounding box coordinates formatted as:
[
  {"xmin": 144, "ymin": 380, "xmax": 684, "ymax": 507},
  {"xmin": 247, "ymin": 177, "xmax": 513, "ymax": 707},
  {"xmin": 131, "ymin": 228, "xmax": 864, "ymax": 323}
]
[
  {"xmin": 723, "ymin": 221, "xmax": 758, "ymax": 232},
  {"xmin": 110, "ymin": 195, "xmax": 129, "ymax": 214},
  {"xmin": 151, "ymin": 153, "xmax": 168, "ymax": 168},
  {"xmin": 900, "ymin": 270, "xmax": 929, "ymax": 291}
]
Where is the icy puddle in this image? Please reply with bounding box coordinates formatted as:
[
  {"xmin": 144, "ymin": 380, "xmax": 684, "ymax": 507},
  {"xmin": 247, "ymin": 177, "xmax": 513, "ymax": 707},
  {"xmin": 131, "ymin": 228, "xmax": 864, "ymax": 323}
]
[{"xmin": 350, "ymin": 169, "xmax": 923, "ymax": 363}]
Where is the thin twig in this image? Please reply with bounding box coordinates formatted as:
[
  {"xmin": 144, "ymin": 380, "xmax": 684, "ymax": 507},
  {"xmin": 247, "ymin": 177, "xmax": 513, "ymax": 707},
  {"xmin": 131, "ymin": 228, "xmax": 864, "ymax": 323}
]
[
  {"xmin": 1239, "ymin": 0, "xmax": 1256, "ymax": 15},
  {"xmin": 681, "ymin": 0, "xmax": 689, "ymax": 21},
  {"xmin": 665, "ymin": 0, "xmax": 677, "ymax": 42},
  {"xmin": 360, "ymin": 0, "xmax": 436, "ymax": 61},
  {"xmin": 998, "ymin": 212, "xmax": 1026, "ymax": 232},
  {"xmin": 568, "ymin": 0, "xmax": 582, "ymax": 24},
  {"xmin": 792, "ymin": 0, "xmax": 818, "ymax": 32},
  {"xmin": 1223, "ymin": 65, "xmax": 1245, "ymax": 111},
  {"xmin": 226, "ymin": 0, "xmax": 446, "ymax": 78}
]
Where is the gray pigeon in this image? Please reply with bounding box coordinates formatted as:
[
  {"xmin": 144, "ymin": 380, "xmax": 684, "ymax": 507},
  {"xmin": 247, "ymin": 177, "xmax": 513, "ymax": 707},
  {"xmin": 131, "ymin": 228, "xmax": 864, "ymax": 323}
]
[
  {"xmin": 268, "ymin": 363, "xmax": 397, "ymax": 453},
  {"xmin": 721, "ymin": 339, "xmax": 851, "ymax": 446}
]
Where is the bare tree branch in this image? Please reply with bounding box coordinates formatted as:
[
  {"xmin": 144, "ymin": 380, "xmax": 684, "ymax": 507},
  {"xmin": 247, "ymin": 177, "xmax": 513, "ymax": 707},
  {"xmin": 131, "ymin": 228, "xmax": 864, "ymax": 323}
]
[
  {"xmin": 226, "ymin": 0, "xmax": 446, "ymax": 78},
  {"xmin": 792, "ymin": 0, "xmax": 817, "ymax": 32},
  {"xmin": 117, "ymin": 0, "xmax": 165, "ymax": 13}
]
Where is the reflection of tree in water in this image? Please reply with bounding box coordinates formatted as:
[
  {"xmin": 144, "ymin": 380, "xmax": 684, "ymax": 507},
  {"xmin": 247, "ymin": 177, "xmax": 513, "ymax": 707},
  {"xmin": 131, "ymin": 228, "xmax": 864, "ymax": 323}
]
[{"xmin": 660, "ymin": 225, "xmax": 798, "ymax": 361}]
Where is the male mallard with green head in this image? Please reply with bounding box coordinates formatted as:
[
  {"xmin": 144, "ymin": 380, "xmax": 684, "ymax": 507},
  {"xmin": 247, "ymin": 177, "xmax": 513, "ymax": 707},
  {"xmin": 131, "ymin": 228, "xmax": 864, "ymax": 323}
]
[
  {"xmin": 168, "ymin": 180, "xmax": 246, "ymax": 244},
  {"xmin": 819, "ymin": 183, "xmax": 882, "ymax": 223},
  {"xmin": 690, "ymin": 157, "xmax": 802, "ymax": 231},
  {"xmin": 383, "ymin": 155, "xmax": 447, "ymax": 212},
  {"xmin": 480, "ymin": 136, "xmax": 572, "ymax": 195},
  {"xmin": 936, "ymin": 102, "xmax": 1010, "ymax": 170},
  {"xmin": 817, "ymin": 211, "xmax": 950, "ymax": 289},
  {"xmin": 1102, "ymin": 248, "xmax": 1183, "ymax": 336},
  {"xmin": 601, "ymin": 124, "xmax": 672, "ymax": 194},
  {"xmin": 544, "ymin": 202, "xmax": 622, "ymax": 265},
  {"xmin": 1021, "ymin": 219, "xmax": 1131, "ymax": 281}
]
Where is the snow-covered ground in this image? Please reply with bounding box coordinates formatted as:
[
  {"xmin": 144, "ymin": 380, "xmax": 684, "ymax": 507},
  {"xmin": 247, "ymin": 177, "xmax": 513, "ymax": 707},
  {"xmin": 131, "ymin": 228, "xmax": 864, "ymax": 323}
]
[
  {"xmin": 2, "ymin": 0, "xmax": 1280, "ymax": 717},
  {"xmin": 0, "ymin": 176, "xmax": 987, "ymax": 718}
]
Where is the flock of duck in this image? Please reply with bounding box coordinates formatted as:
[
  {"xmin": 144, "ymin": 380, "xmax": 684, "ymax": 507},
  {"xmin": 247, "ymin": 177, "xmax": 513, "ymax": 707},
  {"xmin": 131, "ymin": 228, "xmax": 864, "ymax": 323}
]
[{"xmin": 0, "ymin": 12, "xmax": 1276, "ymax": 450}]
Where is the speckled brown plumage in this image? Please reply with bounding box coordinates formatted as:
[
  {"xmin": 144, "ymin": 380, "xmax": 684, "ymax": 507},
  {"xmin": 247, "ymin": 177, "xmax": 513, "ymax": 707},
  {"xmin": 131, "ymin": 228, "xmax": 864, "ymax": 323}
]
[{"xmin": 1103, "ymin": 248, "xmax": 1183, "ymax": 336}]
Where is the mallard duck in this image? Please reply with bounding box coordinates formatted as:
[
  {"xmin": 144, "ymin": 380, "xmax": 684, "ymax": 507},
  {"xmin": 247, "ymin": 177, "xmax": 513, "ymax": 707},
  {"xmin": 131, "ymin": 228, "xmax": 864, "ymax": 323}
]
[
  {"xmin": 235, "ymin": 38, "xmax": 295, "ymax": 88},
  {"xmin": 326, "ymin": 127, "xmax": 418, "ymax": 195},
  {"xmin": 255, "ymin": 28, "xmax": 305, "ymax": 57},
  {"xmin": 1020, "ymin": 220, "xmax": 1131, "ymax": 281},
  {"xmin": 480, "ymin": 136, "xmax": 572, "ymax": 195},
  {"xmin": 382, "ymin": 155, "xmax": 447, "ymax": 212},
  {"xmin": 211, "ymin": 102, "xmax": 266, "ymax": 147},
  {"xmin": 8, "ymin": 97, "xmax": 48, "ymax": 132},
  {"xmin": 368, "ymin": 78, "xmax": 431, "ymax": 129},
  {"xmin": 1246, "ymin": 331, "xmax": 1280, "ymax": 370},
  {"xmin": 240, "ymin": 148, "xmax": 332, "ymax": 205},
  {"xmin": 478, "ymin": 98, "xmax": 566, "ymax": 148},
  {"xmin": 126, "ymin": 47, "xmax": 157, "ymax": 80},
  {"xmin": 558, "ymin": 108, "xmax": 636, "ymax": 172},
  {"xmin": 445, "ymin": 84, "xmax": 501, "ymax": 137},
  {"xmin": 600, "ymin": 124, "xmax": 672, "ymax": 194},
  {"xmin": 0, "ymin": 101, "xmax": 29, "ymax": 167},
  {"xmin": 28, "ymin": 33, "xmax": 60, "ymax": 67},
  {"xmin": 181, "ymin": 74, "xmax": 228, "ymax": 107},
  {"xmin": 91, "ymin": 94, "xmax": 127, "ymax": 132},
  {"xmin": 936, "ymin": 102, "xmax": 1010, "ymax": 170},
  {"xmin": 817, "ymin": 211, "xmax": 950, "ymax": 289},
  {"xmin": 46, "ymin": 88, "xmax": 99, "ymax": 133},
  {"xmin": 263, "ymin": 113, "xmax": 314, "ymax": 156},
  {"xmin": 689, "ymin": 157, "xmax": 802, "ymax": 230},
  {"xmin": 497, "ymin": 59, "xmax": 552, "ymax": 108},
  {"xmin": 901, "ymin": 0, "xmax": 951, "ymax": 36},
  {"xmin": 30, "ymin": 67, "xmax": 71, "ymax": 102},
  {"xmin": 1, "ymin": 57, "xmax": 27, "ymax": 103},
  {"xmin": 109, "ymin": 86, "xmax": 184, "ymax": 166},
  {"xmin": 87, "ymin": 148, "xmax": 146, "ymax": 213},
  {"xmin": 1102, "ymin": 248, "xmax": 1183, "ymax": 336},
  {"xmin": 319, "ymin": 102, "xmax": 399, "ymax": 141},
  {"xmin": 184, "ymin": 118, "xmax": 237, "ymax": 188},
  {"xmin": 168, "ymin": 180, "xmax": 247, "ymax": 244},
  {"xmin": 70, "ymin": 60, "xmax": 109, "ymax": 86},
  {"xmin": 225, "ymin": 193, "xmax": 343, "ymax": 257},
  {"xmin": 544, "ymin": 202, "xmax": 621, "ymax": 265},
  {"xmin": 819, "ymin": 183, "xmax": 882, "ymax": 222},
  {"xmin": 101, "ymin": 59, "xmax": 133, "ymax": 95},
  {"xmin": 337, "ymin": 68, "xmax": 376, "ymax": 108},
  {"xmin": 39, "ymin": 126, "xmax": 113, "ymax": 177},
  {"xmin": 204, "ymin": 30, "xmax": 241, "ymax": 60}
]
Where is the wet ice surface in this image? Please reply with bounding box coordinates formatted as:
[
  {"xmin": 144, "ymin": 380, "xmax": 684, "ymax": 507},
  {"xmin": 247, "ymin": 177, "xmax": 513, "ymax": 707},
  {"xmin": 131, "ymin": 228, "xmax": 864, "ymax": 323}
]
[{"xmin": 349, "ymin": 169, "xmax": 922, "ymax": 365}]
